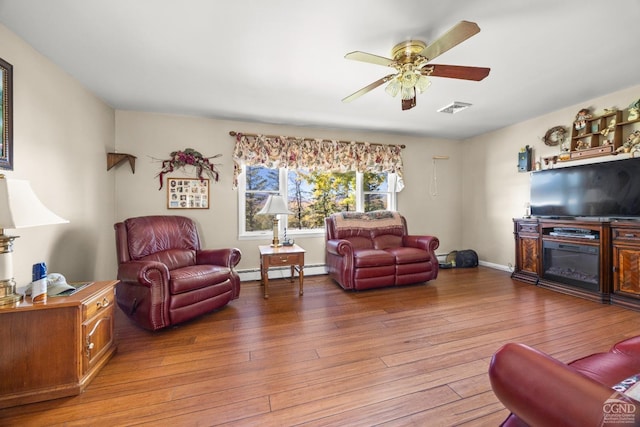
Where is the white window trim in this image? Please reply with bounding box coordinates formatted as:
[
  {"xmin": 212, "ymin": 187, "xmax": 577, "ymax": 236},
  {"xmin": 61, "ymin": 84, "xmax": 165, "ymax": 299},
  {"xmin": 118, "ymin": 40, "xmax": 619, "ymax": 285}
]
[{"xmin": 237, "ymin": 162, "xmax": 398, "ymax": 239}]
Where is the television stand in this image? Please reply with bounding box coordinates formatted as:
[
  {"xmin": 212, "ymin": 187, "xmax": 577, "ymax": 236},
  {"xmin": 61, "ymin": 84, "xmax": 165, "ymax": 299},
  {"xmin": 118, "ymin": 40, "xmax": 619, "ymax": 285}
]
[{"xmin": 513, "ymin": 218, "xmax": 611, "ymax": 304}]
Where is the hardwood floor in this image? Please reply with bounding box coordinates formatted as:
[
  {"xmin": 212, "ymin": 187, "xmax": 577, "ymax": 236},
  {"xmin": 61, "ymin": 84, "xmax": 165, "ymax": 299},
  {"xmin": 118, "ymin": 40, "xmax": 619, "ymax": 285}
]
[{"xmin": 4, "ymin": 267, "xmax": 640, "ymax": 426}]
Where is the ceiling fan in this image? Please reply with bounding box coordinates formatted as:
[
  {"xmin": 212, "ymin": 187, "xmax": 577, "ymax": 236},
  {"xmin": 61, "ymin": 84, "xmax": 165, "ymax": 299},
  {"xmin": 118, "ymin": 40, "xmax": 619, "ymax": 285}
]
[{"xmin": 342, "ymin": 20, "xmax": 491, "ymax": 111}]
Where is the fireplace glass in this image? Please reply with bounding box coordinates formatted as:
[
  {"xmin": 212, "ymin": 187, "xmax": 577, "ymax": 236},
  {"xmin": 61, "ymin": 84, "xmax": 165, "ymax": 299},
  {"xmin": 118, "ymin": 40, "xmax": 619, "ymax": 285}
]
[{"xmin": 542, "ymin": 240, "xmax": 599, "ymax": 292}]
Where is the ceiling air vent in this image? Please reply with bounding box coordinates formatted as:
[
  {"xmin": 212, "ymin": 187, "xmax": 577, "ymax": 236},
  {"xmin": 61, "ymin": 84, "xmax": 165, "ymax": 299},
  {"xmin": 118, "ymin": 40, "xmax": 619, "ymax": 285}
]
[{"xmin": 437, "ymin": 102, "xmax": 472, "ymax": 114}]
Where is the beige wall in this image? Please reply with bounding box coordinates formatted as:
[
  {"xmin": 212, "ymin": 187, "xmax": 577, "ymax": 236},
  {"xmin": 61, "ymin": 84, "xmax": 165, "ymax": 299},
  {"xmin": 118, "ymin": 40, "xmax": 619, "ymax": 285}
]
[
  {"xmin": 114, "ymin": 111, "xmax": 464, "ymax": 272},
  {"xmin": 462, "ymin": 84, "xmax": 640, "ymax": 269},
  {"xmin": 6, "ymin": 20, "xmax": 638, "ymax": 284},
  {"xmin": 0, "ymin": 24, "xmax": 116, "ymax": 288}
]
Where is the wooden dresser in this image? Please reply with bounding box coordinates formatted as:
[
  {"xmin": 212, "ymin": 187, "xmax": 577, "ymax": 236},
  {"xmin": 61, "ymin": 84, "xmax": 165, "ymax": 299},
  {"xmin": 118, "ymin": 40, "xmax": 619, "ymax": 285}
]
[{"xmin": 0, "ymin": 280, "xmax": 118, "ymax": 408}]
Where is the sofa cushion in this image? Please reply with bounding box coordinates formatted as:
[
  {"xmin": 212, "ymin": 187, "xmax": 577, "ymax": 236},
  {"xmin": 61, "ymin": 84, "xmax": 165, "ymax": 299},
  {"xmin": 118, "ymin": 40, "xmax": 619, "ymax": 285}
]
[
  {"xmin": 385, "ymin": 247, "xmax": 430, "ymax": 264},
  {"xmin": 343, "ymin": 236, "xmax": 375, "ymax": 250},
  {"xmin": 373, "ymin": 234, "xmax": 403, "ymax": 249},
  {"xmin": 353, "ymin": 249, "xmax": 395, "ymax": 267},
  {"xmin": 354, "ymin": 264, "xmax": 396, "ymax": 278},
  {"xmin": 170, "ymin": 265, "xmax": 231, "ymax": 294}
]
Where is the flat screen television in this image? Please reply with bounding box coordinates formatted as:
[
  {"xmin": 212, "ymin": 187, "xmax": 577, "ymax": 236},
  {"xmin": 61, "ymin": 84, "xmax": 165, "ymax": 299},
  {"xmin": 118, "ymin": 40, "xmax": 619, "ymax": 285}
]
[{"xmin": 530, "ymin": 157, "xmax": 640, "ymax": 218}]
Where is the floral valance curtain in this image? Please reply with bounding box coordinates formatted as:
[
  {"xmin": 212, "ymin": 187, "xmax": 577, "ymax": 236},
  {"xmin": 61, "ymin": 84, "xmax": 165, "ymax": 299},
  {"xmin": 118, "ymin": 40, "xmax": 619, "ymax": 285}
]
[{"xmin": 232, "ymin": 133, "xmax": 405, "ymax": 190}]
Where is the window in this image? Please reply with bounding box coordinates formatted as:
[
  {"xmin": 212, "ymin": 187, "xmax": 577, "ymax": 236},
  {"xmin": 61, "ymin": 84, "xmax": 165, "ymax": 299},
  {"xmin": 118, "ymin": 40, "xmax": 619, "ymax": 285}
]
[
  {"xmin": 238, "ymin": 164, "xmax": 398, "ymax": 238},
  {"xmin": 243, "ymin": 166, "xmax": 279, "ymax": 233},
  {"xmin": 362, "ymin": 171, "xmax": 394, "ymax": 212}
]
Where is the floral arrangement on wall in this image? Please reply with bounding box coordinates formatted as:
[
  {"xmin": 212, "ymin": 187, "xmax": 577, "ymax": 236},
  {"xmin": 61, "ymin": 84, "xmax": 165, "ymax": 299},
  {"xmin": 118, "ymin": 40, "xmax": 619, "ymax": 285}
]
[{"xmin": 155, "ymin": 148, "xmax": 221, "ymax": 189}]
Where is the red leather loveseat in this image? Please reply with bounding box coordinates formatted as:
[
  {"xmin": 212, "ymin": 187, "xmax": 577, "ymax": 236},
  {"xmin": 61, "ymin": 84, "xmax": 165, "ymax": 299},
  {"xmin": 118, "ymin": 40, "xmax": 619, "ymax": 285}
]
[
  {"xmin": 489, "ymin": 338, "xmax": 640, "ymax": 426},
  {"xmin": 114, "ymin": 215, "xmax": 241, "ymax": 330},
  {"xmin": 325, "ymin": 211, "xmax": 439, "ymax": 290}
]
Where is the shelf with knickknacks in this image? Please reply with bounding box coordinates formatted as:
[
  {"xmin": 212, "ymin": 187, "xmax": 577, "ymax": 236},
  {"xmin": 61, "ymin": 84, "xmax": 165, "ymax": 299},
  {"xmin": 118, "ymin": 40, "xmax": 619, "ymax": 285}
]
[
  {"xmin": 612, "ymin": 98, "xmax": 640, "ymax": 156},
  {"xmin": 540, "ymin": 99, "xmax": 640, "ymax": 167},
  {"xmin": 628, "ymin": 98, "xmax": 640, "ymax": 121},
  {"xmin": 613, "ymin": 130, "xmax": 640, "ymax": 155},
  {"xmin": 568, "ymin": 107, "xmax": 616, "ymax": 160}
]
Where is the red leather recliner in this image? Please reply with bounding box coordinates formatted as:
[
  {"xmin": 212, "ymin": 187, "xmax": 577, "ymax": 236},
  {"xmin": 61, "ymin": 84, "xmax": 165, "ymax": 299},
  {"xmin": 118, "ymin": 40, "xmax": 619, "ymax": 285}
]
[
  {"xmin": 325, "ymin": 211, "xmax": 439, "ymax": 290},
  {"xmin": 489, "ymin": 338, "xmax": 640, "ymax": 426},
  {"xmin": 114, "ymin": 215, "xmax": 241, "ymax": 331}
]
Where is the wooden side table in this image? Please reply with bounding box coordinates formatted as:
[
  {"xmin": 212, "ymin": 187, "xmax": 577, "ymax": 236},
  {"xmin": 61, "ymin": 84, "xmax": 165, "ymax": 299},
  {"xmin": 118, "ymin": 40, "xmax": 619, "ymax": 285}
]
[
  {"xmin": 259, "ymin": 244, "xmax": 305, "ymax": 299},
  {"xmin": 0, "ymin": 280, "xmax": 118, "ymax": 408}
]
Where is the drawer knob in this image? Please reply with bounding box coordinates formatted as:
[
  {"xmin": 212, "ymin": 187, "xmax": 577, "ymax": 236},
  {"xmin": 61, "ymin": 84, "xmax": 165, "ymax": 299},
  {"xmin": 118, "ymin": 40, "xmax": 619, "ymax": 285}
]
[
  {"xmin": 86, "ymin": 341, "xmax": 95, "ymax": 358},
  {"xmin": 625, "ymin": 233, "xmax": 635, "ymax": 238},
  {"xmin": 96, "ymin": 297, "xmax": 110, "ymax": 309}
]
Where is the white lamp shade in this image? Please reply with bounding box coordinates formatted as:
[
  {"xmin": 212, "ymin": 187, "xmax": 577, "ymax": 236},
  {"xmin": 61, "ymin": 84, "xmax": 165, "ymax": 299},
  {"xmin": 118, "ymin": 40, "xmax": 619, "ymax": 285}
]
[
  {"xmin": 0, "ymin": 177, "xmax": 69, "ymax": 229},
  {"xmin": 257, "ymin": 194, "xmax": 292, "ymax": 215}
]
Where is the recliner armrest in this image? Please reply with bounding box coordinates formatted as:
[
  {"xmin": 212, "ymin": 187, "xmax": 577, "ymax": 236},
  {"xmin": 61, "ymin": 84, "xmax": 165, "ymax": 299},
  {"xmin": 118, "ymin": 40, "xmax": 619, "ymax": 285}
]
[
  {"xmin": 196, "ymin": 248, "xmax": 242, "ymax": 268},
  {"xmin": 117, "ymin": 260, "xmax": 170, "ymax": 288},
  {"xmin": 489, "ymin": 343, "xmax": 635, "ymax": 427},
  {"xmin": 326, "ymin": 239, "xmax": 353, "ymax": 256},
  {"xmin": 402, "ymin": 235, "xmax": 439, "ymax": 252},
  {"xmin": 612, "ymin": 336, "xmax": 640, "ymax": 357}
]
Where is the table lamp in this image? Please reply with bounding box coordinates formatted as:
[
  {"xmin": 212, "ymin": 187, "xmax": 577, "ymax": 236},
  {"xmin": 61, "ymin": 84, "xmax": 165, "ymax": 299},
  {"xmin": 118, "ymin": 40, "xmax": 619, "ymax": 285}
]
[
  {"xmin": 0, "ymin": 175, "xmax": 69, "ymax": 307},
  {"xmin": 257, "ymin": 194, "xmax": 292, "ymax": 247}
]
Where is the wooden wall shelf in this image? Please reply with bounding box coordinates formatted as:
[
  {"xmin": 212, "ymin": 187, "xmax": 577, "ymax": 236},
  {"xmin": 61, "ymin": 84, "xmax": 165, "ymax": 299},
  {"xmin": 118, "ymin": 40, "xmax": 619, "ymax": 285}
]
[{"xmin": 107, "ymin": 152, "xmax": 136, "ymax": 173}]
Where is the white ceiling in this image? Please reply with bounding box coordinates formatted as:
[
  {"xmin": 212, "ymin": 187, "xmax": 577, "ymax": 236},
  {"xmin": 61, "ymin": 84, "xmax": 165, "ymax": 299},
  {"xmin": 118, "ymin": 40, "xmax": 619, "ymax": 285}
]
[{"xmin": 1, "ymin": 0, "xmax": 639, "ymax": 140}]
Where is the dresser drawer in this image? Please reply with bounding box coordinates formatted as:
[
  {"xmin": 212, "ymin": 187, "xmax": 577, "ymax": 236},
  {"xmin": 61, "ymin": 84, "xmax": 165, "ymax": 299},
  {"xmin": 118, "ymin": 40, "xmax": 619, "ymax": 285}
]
[
  {"xmin": 267, "ymin": 253, "xmax": 303, "ymax": 266},
  {"xmin": 518, "ymin": 222, "xmax": 539, "ymax": 235},
  {"xmin": 82, "ymin": 286, "xmax": 115, "ymax": 321},
  {"xmin": 613, "ymin": 228, "xmax": 640, "ymax": 242}
]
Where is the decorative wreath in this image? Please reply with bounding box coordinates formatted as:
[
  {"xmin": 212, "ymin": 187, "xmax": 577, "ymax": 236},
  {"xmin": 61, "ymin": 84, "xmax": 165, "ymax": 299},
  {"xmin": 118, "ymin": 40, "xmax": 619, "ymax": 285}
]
[
  {"xmin": 543, "ymin": 126, "xmax": 566, "ymax": 146},
  {"xmin": 155, "ymin": 148, "xmax": 221, "ymax": 190}
]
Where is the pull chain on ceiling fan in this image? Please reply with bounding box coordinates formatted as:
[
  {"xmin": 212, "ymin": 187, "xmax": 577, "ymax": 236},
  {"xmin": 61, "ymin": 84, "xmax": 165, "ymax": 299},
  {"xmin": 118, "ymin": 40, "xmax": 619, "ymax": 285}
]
[{"xmin": 342, "ymin": 20, "xmax": 491, "ymax": 111}]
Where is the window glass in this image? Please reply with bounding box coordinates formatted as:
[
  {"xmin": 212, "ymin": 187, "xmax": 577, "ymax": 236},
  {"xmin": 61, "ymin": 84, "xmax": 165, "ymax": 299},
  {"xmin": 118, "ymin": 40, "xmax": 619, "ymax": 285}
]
[
  {"xmin": 239, "ymin": 164, "xmax": 397, "ymax": 237},
  {"xmin": 287, "ymin": 169, "xmax": 355, "ymax": 230},
  {"xmin": 363, "ymin": 172, "xmax": 389, "ymax": 212},
  {"xmin": 245, "ymin": 166, "xmax": 279, "ymax": 232}
]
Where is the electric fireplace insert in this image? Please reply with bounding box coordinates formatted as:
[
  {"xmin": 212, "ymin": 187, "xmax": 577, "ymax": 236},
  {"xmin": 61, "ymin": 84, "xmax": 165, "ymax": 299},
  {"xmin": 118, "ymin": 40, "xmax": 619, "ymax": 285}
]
[{"xmin": 542, "ymin": 240, "xmax": 599, "ymax": 292}]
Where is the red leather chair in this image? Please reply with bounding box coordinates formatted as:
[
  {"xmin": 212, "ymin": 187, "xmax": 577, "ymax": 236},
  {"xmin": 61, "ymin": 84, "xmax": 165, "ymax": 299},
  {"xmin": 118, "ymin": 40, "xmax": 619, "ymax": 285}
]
[
  {"xmin": 114, "ymin": 215, "xmax": 241, "ymax": 330},
  {"xmin": 489, "ymin": 338, "xmax": 640, "ymax": 426}
]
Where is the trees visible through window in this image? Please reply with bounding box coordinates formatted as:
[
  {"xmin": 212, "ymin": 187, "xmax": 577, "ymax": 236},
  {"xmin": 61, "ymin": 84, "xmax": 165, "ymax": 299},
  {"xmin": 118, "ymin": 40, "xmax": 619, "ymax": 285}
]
[{"xmin": 240, "ymin": 165, "xmax": 396, "ymax": 236}]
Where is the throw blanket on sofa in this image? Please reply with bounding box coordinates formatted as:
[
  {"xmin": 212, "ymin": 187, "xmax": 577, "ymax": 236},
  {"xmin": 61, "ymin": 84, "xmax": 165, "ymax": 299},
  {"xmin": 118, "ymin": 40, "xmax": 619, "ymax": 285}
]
[{"xmin": 334, "ymin": 211, "xmax": 403, "ymax": 231}]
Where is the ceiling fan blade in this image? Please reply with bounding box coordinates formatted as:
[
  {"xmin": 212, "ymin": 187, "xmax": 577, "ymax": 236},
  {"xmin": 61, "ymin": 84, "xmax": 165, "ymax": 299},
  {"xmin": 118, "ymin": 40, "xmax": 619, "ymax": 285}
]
[
  {"xmin": 420, "ymin": 20, "xmax": 481, "ymax": 61},
  {"xmin": 425, "ymin": 64, "xmax": 490, "ymax": 81},
  {"xmin": 402, "ymin": 96, "xmax": 416, "ymax": 111},
  {"xmin": 342, "ymin": 73, "xmax": 396, "ymax": 103},
  {"xmin": 345, "ymin": 51, "xmax": 395, "ymax": 67}
]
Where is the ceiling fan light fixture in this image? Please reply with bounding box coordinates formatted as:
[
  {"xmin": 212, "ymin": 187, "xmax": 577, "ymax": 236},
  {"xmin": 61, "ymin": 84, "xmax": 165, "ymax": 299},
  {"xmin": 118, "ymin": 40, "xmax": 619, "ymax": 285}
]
[
  {"xmin": 400, "ymin": 70, "xmax": 417, "ymax": 88},
  {"xmin": 385, "ymin": 79, "xmax": 401, "ymax": 97},
  {"xmin": 415, "ymin": 75, "xmax": 431, "ymax": 93},
  {"xmin": 401, "ymin": 86, "xmax": 415, "ymax": 101}
]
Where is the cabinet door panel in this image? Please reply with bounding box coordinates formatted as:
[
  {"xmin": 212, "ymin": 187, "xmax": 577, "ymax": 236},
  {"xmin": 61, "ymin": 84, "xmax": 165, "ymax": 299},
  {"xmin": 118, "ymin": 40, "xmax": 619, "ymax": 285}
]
[
  {"xmin": 82, "ymin": 306, "xmax": 114, "ymax": 374},
  {"xmin": 518, "ymin": 236, "xmax": 539, "ymax": 274},
  {"xmin": 615, "ymin": 247, "xmax": 640, "ymax": 295}
]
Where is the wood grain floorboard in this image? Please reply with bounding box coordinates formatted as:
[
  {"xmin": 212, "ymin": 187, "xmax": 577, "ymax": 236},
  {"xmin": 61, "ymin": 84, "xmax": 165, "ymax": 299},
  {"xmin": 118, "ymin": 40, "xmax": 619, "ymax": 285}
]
[{"xmin": 3, "ymin": 267, "xmax": 640, "ymax": 426}]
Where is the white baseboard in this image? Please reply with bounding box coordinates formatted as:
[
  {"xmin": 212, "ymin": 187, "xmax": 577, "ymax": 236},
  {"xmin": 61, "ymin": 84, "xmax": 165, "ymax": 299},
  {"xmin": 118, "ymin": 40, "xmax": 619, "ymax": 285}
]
[
  {"xmin": 238, "ymin": 264, "xmax": 328, "ymax": 282},
  {"xmin": 479, "ymin": 260, "xmax": 512, "ymax": 273},
  {"xmin": 238, "ymin": 261, "xmax": 510, "ymax": 282}
]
